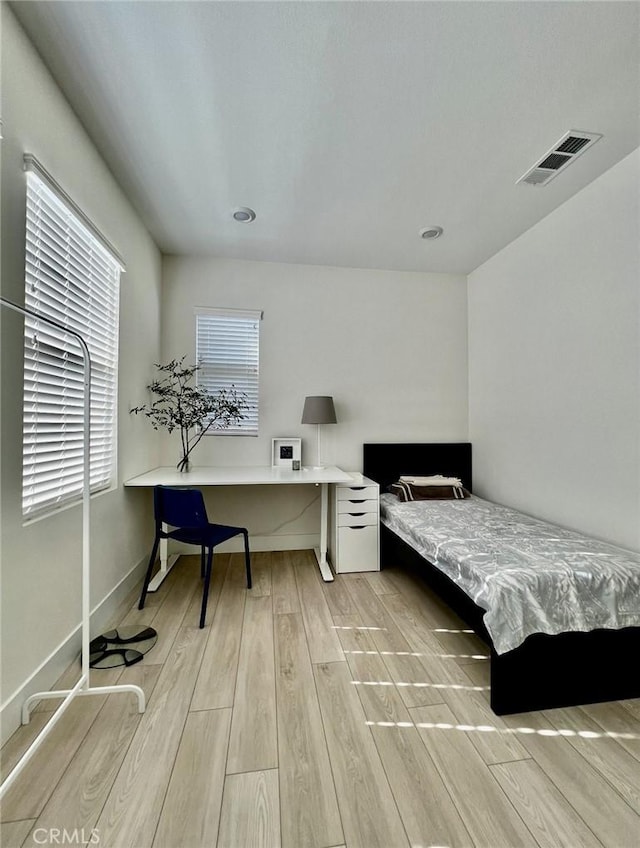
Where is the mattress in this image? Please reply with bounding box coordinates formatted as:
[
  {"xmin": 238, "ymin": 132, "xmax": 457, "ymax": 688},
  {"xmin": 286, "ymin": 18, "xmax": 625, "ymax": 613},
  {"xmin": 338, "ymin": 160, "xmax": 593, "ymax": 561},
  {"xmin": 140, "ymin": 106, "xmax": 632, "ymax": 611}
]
[{"xmin": 380, "ymin": 492, "xmax": 640, "ymax": 654}]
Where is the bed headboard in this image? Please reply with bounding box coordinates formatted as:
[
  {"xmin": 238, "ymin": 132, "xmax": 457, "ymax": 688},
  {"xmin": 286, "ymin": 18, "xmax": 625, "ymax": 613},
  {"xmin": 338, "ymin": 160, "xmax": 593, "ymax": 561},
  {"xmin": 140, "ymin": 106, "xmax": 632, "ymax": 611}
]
[{"xmin": 363, "ymin": 443, "xmax": 472, "ymax": 494}]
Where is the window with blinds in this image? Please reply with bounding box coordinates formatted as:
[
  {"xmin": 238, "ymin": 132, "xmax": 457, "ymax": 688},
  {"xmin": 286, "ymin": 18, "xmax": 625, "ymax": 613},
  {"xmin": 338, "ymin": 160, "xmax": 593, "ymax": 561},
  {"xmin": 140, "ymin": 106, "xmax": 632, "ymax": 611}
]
[
  {"xmin": 22, "ymin": 167, "xmax": 122, "ymax": 519},
  {"xmin": 195, "ymin": 307, "xmax": 261, "ymax": 436}
]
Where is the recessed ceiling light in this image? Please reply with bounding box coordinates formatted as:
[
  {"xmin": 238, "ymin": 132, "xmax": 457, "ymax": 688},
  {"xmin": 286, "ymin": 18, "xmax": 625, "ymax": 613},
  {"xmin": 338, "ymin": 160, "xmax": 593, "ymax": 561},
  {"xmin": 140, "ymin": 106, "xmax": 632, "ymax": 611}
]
[
  {"xmin": 233, "ymin": 207, "xmax": 256, "ymax": 223},
  {"xmin": 419, "ymin": 226, "xmax": 443, "ymax": 240}
]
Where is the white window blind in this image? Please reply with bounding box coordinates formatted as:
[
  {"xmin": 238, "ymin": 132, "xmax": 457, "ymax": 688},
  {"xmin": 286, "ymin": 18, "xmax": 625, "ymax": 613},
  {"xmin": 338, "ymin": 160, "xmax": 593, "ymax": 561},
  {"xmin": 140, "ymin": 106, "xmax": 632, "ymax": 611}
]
[
  {"xmin": 22, "ymin": 167, "xmax": 122, "ymax": 519},
  {"xmin": 195, "ymin": 307, "xmax": 261, "ymax": 436}
]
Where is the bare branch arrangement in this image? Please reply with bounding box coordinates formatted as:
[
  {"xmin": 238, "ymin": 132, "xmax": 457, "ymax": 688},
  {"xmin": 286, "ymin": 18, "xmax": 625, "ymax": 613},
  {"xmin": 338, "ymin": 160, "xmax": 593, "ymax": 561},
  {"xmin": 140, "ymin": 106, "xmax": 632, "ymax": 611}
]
[{"xmin": 130, "ymin": 357, "xmax": 248, "ymax": 471}]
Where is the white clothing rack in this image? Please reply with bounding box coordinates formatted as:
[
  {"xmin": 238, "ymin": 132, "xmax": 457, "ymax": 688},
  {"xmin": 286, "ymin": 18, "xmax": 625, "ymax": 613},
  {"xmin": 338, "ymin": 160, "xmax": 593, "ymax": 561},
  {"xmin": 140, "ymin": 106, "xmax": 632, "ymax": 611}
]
[{"xmin": 0, "ymin": 297, "xmax": 145, "ymax": 800}]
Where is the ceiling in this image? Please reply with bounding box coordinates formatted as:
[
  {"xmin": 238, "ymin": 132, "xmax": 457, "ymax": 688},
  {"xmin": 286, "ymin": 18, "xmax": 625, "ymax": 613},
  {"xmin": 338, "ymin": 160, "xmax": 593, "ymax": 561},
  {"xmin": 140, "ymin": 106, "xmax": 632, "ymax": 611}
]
[{"xmin": 10, "ymin": 1, "xmax": 640, "ymax": 275}]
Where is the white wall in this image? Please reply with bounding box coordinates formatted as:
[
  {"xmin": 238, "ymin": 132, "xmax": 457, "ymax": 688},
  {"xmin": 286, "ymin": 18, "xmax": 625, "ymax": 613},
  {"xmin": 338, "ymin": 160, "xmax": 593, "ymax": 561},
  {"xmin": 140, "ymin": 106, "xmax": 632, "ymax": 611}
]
[
  {"xmin": 468, "ymin": 149, "xmax": 640, "ymax": 551},
  {"xmin": 161, "ymin": 256, "xmax": 468, "ymax": 545},
  {"xmin": 0, "ymin": 7, "xmax": 162, "ymax": 740}
]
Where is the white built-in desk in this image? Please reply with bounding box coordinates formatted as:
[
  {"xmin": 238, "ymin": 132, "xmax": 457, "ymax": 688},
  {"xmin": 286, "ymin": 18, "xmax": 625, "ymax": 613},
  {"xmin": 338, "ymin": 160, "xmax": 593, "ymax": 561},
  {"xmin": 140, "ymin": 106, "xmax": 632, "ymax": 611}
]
[{"xmin": 124, "ymin": 465, "xmax": 353, "ymax": 586}]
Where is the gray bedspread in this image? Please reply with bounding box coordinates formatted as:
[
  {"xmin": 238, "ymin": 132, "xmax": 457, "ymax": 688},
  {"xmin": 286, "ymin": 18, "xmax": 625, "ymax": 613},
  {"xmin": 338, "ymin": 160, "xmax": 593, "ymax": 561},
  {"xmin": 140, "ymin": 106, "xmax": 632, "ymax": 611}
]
[{"xmin": 380, "ymin": 492, "xmax": 640, "ymax": 654}]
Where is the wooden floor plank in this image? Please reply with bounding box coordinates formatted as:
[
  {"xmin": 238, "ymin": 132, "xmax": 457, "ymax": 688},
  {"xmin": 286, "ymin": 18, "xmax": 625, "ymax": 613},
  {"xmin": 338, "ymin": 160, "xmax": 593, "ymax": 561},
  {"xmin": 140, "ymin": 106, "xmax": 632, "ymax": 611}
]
[
  {"xmin": 271, "ymin": 551, "xmax": 301, "ymax": 615},
  {"xmin": 490, "ymin": 758, "xmax": 604, "ymax": 848},
  {"xmin": 435, "ymin": 628, "xmax": 490, "ymax": 665},
  {"xmin": 0, "ymin": 820, "xmax": 34, "ymax": 848},
  {"xmin": 182, "ymin": 549, "xmax": 230, "ymax": 626},
  {"xmin": 441, "ymin": 669, "xmax": 529, "ymax": 765},
  {"xmin": 313, "ymin": 661, "xmax": 409, "ymax": 848},
  {"xmin": 190, "ymin": 554, "xmax": 246, "ymax": 711},
  {"xmin": 410, "ymin": 703, "xmax": 538, "ymax": 847},
  {"xmin": 501, "ymin": 709, "xmax": 640, "ymax": 847},
  {"xmin": 116, "ymin": 565, "xmax": 173, "ymax": 632},
  {"xmin": 0, "ymin": 669, "xmax": 121, "ymax": 821},
  {"xmin": 389, "ymin": 564, "xmax": 470, "ymax": 631},
  {"xmin": 217, "ymin": 769, "xmax": 281, "ymax": 848},
  {"xmin": 94, "ymin": 627, "xmax": 208, "ymax": 848},
  {"xmin": 227, "ymin": 595, "xmax": 277, "ymax": 774},
  {"xmin": 249, "ymin": 551, "xmax": 273, "ymax": 597},
  {"xmin": 581, "ymin": 700, "xmax": 640, "ymax": 762},
  {"xmin": 621, "ymin": 699, "xmax": 640, "ymax": 721},
  {"xmin": 1, "ymin": 713, "xmax": 57, "ymax": 781},
  {"xmin": 338, "ymin": 622, "xmax": 473, "ymax": 848},
  {"xmin": 294, "ymin": 554, "xmax": 344, "ymax": 664},
  {"xmin": 362, "ymin": 570, "xmax": 401, "ymax": 595},
  {"xmin": 380, "ymin": 587, "xmax": 470, "ymax": 656},
  {"xmin": 462, "ymin": 658, "xmax": 491, "ymax": 689},
  {"xmin": 118, "ymin": 600, "xmax": 162, "ymax": 630},
  {"xmin": 141, "ymin": 557, "xmax": 201, "ymax": 663},
  {"xmin": 153, "ymin": 708, "xmax": 231, "ymax": 848},
  {"xmin": 345, "ymin": 579, "xmax": 443, "ymax": 708},
  {"xmin": 379, "ymin": 591, "xmax": 514, "ymax": 766},
  {"xmin": 21, "ymin": 665, "xmax": 161, "ymax": 848},
  {"xmin": 384, "ymin": 578, "xmax": 489, "ymax": 664},
  {"xmin": 543, "ymin": 705, "xmax": 640, "ymax": 813},
  {"xmin": 320, "ymin": 573, "xmax": 359, "ymax": 618},
  {"xmin": 274, "ymin": 613, "xmax": 343, "ymax": 848}
]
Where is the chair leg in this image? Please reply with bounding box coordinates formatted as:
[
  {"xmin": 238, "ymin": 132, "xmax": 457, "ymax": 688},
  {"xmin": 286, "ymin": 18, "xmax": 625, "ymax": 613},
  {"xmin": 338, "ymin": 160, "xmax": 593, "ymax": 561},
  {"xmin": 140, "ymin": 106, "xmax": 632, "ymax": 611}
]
[
  {"xmin": 243, "ymin": 530, "xmax": 252, "ymax": 589},
  {"xmin": 200, "ymin": 545, "xmax": 206, "ymax": 579},
  {"xmin": 138, "ymin": 535, "xmax": 160, "ymax": 610},
  {"xmin": 199, "ymin": 546, "xmax": 214, "ymax": 628}
]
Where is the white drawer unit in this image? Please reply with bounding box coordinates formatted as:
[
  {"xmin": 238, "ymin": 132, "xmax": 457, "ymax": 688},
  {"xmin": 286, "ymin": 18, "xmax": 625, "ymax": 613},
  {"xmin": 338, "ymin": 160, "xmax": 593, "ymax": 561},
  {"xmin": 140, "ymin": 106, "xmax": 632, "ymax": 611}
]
[
  {"xmin": 336, "ymin": 484, "xmax": 378, "ymax": 501},
  {"xmin": 337, "ymin": 497, "xmax": 378, "ymax": 514},
  {"xmin": 330, "ymin": 474, "xmax": 380, "ymax": 573}
]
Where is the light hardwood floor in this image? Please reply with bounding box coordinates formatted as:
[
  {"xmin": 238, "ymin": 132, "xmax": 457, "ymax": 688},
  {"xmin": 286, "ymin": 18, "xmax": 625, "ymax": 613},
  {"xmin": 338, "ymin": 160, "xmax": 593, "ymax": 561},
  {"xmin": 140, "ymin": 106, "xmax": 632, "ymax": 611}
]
[{"xmin": 2, "ymin": 550, "xmax": 639, "ymax": 848}]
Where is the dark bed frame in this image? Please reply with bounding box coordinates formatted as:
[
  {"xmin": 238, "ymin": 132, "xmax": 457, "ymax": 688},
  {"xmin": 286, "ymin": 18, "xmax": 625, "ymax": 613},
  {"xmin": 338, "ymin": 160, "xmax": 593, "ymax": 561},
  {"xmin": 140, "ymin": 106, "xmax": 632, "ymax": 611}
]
[{"xmin": 363, "ymin": 442, "xmax": 640, "ymax": 715}]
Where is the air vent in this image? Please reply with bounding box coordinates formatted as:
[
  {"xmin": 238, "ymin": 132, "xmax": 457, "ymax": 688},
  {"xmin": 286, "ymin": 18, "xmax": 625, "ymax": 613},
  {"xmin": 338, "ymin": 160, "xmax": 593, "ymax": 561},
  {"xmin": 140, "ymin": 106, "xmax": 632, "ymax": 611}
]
[
  {"xmin": 556, "ymin": 135, "xmax": 591, "ymax": 155},
  {"xmin": 517, "ymin": 130, "xmax": 602, "ymax": 187},
  {"xmin": 537, "ymin": 153, "xmax": 571, "ymax": 171}
]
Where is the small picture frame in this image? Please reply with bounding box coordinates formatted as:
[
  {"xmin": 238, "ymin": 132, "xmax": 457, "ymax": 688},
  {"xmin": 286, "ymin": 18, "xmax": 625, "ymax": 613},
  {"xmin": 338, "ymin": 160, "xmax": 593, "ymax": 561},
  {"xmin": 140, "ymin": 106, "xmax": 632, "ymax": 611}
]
[{"xmin": 271, "ymin": 437, "xmax": 302, "ymax": 468}]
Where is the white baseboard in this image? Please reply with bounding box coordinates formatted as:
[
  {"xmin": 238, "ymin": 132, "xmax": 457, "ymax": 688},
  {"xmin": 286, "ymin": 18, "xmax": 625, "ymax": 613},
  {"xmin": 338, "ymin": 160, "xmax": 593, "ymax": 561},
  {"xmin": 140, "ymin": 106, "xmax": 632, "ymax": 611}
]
[{"xmin": 0, "ymin": 555, "xmax": 148, "ymax": 746}]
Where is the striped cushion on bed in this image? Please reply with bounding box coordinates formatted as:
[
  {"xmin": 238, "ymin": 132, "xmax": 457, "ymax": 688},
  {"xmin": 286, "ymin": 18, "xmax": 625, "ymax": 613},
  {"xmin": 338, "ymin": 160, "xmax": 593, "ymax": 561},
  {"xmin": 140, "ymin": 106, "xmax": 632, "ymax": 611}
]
[{"xmin": 389, "ymin": 480, "xmax": 470, "ymax": 501}]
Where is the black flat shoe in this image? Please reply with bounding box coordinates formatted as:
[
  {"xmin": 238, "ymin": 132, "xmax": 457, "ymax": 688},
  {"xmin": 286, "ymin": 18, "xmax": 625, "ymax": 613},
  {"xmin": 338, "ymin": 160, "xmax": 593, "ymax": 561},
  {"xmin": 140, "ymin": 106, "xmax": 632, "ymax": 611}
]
[
  {"xmin": 89, "ymin": 648, "xmax": 144, "ymax": 669},
  {"xmin": 89, "ymin": 635, "xmax": 108, "ymax": 654},
  {"xmin": 85, "ymin": 626, "xmax": 157, "ymax": 667},
  {"xmin": 101, "ymin": 626, "xmax": 157, "ymax": 645}
]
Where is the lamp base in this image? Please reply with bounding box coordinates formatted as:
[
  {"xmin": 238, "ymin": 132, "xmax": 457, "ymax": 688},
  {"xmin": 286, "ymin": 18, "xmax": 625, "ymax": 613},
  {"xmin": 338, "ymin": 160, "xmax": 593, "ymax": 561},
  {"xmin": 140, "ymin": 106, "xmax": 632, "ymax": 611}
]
[{"xmin": 315, "ymin": 424, "xmax": 324, "ymax": 470}]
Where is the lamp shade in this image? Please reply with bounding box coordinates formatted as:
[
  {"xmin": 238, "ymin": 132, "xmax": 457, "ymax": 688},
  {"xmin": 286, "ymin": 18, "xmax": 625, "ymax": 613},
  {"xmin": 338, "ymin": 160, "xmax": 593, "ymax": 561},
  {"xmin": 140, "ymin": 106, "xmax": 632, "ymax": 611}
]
[{"xmin": 301, "ymin": 395, "xmax": 337, "ymax": 424}]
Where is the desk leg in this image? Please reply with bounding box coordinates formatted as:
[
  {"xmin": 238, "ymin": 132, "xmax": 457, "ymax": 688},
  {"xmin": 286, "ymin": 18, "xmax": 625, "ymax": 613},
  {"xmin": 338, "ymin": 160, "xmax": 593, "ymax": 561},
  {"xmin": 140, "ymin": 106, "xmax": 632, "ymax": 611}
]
[
  {"xmin": 313, "ymin": 482, "xmax": 334, "ymax": 582},
  {"xmin": 147, "ymin": 526, "xmax": 180, "ymax": 592}
]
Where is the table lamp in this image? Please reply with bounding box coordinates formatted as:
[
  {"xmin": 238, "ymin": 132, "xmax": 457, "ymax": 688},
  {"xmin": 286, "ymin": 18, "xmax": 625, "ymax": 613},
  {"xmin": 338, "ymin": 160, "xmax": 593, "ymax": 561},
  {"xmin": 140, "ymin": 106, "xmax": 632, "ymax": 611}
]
[{"xmin": 301, "ymin": 396, "xmax": 337, "ymax": 469}]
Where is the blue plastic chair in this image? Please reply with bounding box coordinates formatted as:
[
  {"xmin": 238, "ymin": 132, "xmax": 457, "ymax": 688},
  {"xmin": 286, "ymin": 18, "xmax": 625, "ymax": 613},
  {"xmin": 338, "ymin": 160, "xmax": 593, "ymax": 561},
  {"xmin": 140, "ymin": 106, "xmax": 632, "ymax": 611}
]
[{"xmin": 138, "ymin": 485, "xmax": 252, "ymax": 628}]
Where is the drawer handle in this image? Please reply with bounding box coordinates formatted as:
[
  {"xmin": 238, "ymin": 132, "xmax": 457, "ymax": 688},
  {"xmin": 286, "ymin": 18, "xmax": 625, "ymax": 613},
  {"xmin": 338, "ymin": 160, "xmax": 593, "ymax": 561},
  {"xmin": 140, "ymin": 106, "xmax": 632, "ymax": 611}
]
[
  {"xmin": 348, "ymin": 499, "xmax": 366, "ymax": 504},
  {"xmin": 348, "ymin": 526, "xmax": 367, "ymax": 530},
  {"xmin": 348, "ymin": 512, "xmax": 365, "ymax": 517},
  {"xmin": 348, "ymin": 487, "xmax": 366, "ymax": 491}
]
